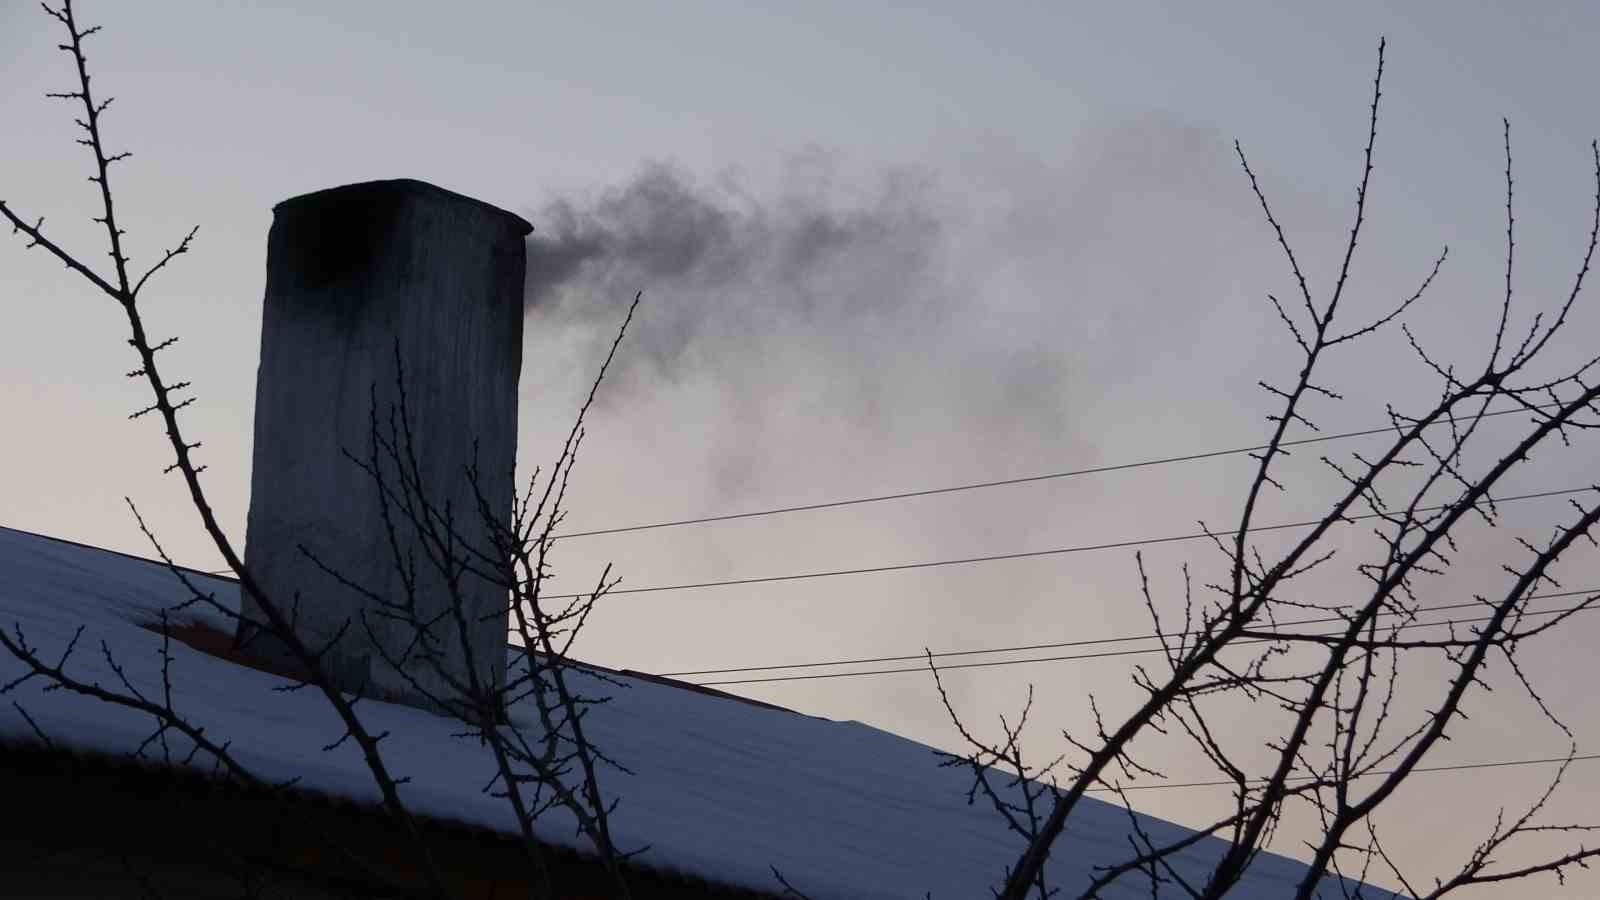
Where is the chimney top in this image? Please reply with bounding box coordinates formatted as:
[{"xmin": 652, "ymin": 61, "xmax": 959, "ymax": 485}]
[{"xmin": 273, "ymin": 178, "xmax": 533, "ymax": 236}]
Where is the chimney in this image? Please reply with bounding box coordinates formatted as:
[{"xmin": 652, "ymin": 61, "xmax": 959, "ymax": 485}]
[{"xmin": 237, "ymin": 179, "xmax": 531, "ymax": 715}]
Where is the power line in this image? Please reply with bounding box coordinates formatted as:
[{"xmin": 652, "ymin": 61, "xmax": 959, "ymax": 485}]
[
  {"xmin": 1086, "ymin": 752, "xmax": 1600, "ymax": 794},
  {"xmin": 547, "ymin": 486, "xmax": 1593, "ymax": 601},
  {"xmin": 662, "ymin": 587, "xmax": 1600, "ymax": 678},
  {"xmin": 554, "ymin": 404, "xmax": 1558, "ymax": 540},
  {"xmin": 182, "ymin": 404, "xmax": 1567, "ymax": 576},
  {"xmin": 694, "ymin": 598, "xmax": 1600, "ymax": 686}
]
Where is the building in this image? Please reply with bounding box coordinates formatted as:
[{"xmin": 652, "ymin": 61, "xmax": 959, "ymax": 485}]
[
  {"xmin": 0, "ymin": 180, "xmax": 1387, "ymax": 898},
  {"xmin": 0, "ymin": 524, "xmax": 1378, "ymax": 898}
]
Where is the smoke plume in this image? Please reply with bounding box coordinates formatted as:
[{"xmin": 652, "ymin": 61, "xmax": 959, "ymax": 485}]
[
  {"xmin": 523, "ymin": 162, "xmax": 1078, "ymax": 445},
  {"xmin": 517, "ymin": 122, "xmax": 1276, "ymax": 510}
]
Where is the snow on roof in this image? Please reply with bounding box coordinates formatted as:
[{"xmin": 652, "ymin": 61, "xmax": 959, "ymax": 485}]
[{"xmin": 0, "ymin": 524, "xmax": 1383, "ymax": 898}]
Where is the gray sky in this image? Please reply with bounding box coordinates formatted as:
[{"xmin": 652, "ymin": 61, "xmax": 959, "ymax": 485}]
[{"xmin": 4, "ymin": 1, "xmax": 1599, "ymax": 895}]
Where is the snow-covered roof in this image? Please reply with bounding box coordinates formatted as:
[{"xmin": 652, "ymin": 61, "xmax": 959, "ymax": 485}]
[{"xmin": 0, "ymin": 524, "xmax": 1382, "ymax": 899}]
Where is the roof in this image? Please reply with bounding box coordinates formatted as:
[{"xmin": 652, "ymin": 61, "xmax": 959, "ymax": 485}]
[
  {"xmin": 0, "ymin": 524, "xmax": 1385, "ymax": 899},
  {"xmin": 1, "ymin": 736, "xmax": 761, "ymax": 899}
]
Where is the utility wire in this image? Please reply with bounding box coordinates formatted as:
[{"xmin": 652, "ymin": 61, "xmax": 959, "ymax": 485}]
[
  {"xmin": 547, "ymin": 486, "xmax": 1593, "ymax": 601},
  {"xmin": 554, "ymin": 404, "xmax": 1560, "ymax": 539},
  {"xmin": 1086, "ymin": 752, "xmax": 1600, "ymax": 793},
  {"xmin": 187, "ymin": 403, "xmax": 1566, "ymax": 576},
  {"xmin": 662, "ymin": 587, "xmax": 1600, "ymax": 677},
  {"xmin": 695, "ymin": 599, "xmax": 1600, "ymax": 685}
]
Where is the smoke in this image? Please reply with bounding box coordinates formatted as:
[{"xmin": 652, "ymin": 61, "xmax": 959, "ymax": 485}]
[
  {"xmin": 518, "ymin": 118, "xmax": 1329, "ymax": 689},
  {"xmin": 516, "ymin": 120, "xmax": 1279, "ymax": 510},
  {"xmin": 522, "ymin": 161, "xmax": 1077, "ymax": 444}
]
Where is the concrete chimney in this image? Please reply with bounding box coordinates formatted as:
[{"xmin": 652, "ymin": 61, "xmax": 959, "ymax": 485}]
[{"xmin": 237, "ymin": 179, "xmax": 531, "ymax": 714}]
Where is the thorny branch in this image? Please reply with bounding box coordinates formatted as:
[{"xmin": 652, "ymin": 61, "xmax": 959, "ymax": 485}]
[
  {"xmin": 971, "ymin": 38, "xmax": 1600, "ymax": 900},
  {"xmin": 301, "ymin": 293, "xmax": 646, "ymax": 899},
  {"xmin": 0, "ymin": 3, "xmax": 645, "ymax": 898}
]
